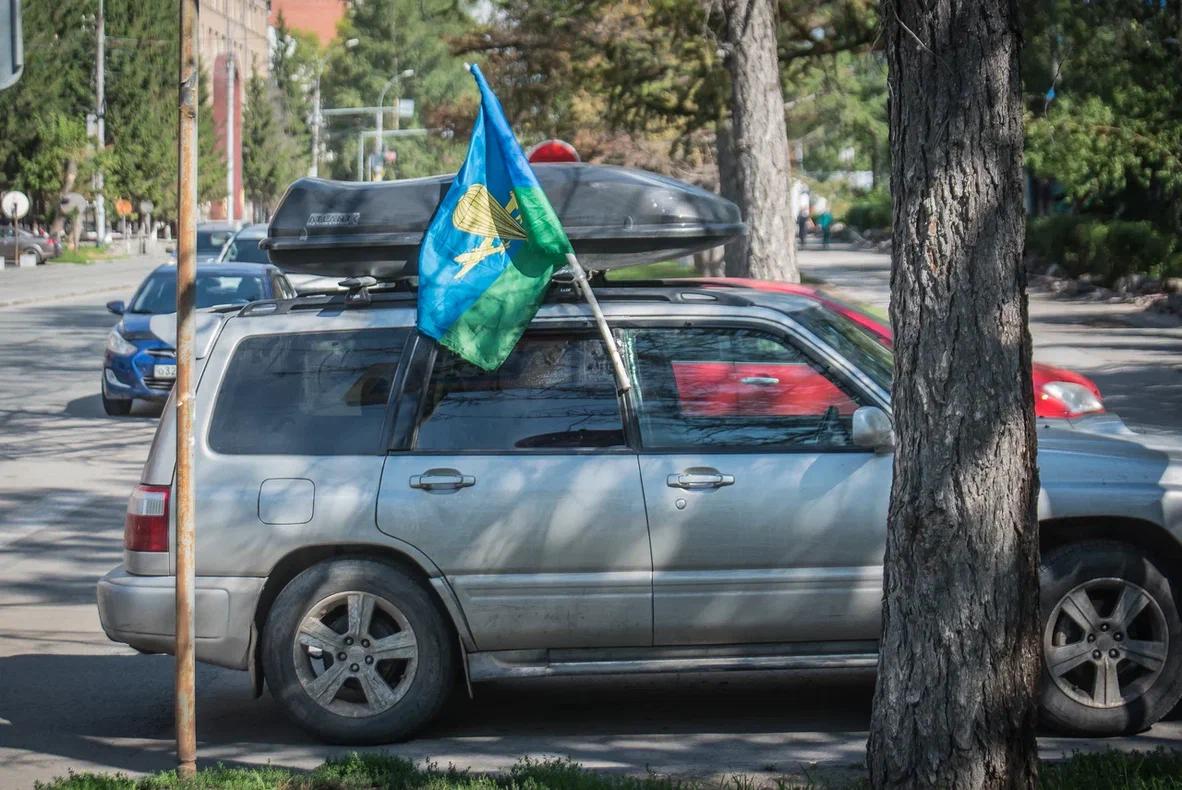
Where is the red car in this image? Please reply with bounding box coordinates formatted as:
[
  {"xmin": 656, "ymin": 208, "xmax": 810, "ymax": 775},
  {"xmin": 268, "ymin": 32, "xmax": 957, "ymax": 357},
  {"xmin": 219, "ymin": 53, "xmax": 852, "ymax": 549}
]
[{"xmin": 689, "ymin": 278, "xmax": 1109, "ymax": 422}]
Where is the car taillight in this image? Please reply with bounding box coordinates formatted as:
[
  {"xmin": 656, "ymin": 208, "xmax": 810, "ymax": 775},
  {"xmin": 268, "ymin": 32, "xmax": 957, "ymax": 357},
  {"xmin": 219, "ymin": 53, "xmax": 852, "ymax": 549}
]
[{"xmin": 124, "ymin": 484, "xmax": 170, "ymax": 552}]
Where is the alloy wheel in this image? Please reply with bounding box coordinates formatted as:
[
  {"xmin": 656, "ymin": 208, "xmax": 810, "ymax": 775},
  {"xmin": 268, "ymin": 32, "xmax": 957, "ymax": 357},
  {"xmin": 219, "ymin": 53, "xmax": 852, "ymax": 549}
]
[
  {"xmin": 1044, "ymin": 577, "xmax": 1168, "ymax": 709},
  {"xmin": 291, "ymin": 590, "xmax": 418, "ymax": 718}
]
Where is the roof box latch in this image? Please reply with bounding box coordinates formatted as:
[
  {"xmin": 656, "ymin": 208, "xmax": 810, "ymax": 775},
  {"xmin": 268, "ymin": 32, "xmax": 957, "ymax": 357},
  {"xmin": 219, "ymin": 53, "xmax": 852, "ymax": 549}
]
[{"xmin": 340, "ymin": 276, "xmax": 378, "ymax": 306}]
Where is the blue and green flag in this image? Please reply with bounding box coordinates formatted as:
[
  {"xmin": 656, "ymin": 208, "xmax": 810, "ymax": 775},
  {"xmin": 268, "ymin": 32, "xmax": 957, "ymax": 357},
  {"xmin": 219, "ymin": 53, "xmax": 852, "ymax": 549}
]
[{"xmin": 416, "ymin": 64, "xmax": 572, "ymax": 370}]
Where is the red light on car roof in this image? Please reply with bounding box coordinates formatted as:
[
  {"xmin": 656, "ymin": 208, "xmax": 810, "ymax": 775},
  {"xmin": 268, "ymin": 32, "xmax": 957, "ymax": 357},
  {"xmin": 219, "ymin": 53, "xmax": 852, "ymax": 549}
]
[{"xmin": 527, "ymin": 139, "xmax": 580, "ymax": 164}]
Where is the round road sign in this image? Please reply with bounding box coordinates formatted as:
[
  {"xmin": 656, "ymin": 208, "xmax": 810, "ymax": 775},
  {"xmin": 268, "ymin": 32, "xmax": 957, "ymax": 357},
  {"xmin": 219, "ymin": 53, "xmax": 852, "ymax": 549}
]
[
  {"xmin": 115, "ymin": 198, "xmax": 133, "ymax": 217},
  {"xmin": 139, "ymin": 199, "xmax": 154, "ymax": 214},
  {"xmin": 3, "ymin": 190, "xmax": 30, "ymax": 219}
]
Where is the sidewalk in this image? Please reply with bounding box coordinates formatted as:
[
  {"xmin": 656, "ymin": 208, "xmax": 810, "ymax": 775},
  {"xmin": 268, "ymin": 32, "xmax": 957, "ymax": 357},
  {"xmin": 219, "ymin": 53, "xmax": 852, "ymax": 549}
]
[
  {"xmin": 0, "ymin": 253, "xmax": 164, "ymax": 308},
  {"xmin": 797, "ymin": 245, "xmax": 1182, "ymax": 434}
]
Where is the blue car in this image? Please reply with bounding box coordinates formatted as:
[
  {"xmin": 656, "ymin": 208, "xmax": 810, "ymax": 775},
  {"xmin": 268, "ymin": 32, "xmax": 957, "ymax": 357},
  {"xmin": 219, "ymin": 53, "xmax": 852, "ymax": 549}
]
[{"xmin": 101, "ymin": 261, "xmax": 296, "ymax": 415}]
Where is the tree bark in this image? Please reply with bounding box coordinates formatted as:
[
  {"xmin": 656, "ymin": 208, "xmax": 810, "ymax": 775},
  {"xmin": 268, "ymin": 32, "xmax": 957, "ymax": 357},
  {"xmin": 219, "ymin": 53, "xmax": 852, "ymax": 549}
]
[
  {"xmin": 50, "ymin": 158, "xmax": 79, "ymax": 240},
  {"xmin": 867, "ymin": 2, "xmax": 1039, "ymax": 789},
  {"xmin": 715, "ymin": 120, "xmax": 745, "ymax": 276},
  {"xmin": 719, "ymin": 0, "xmax": 798, "ymax": 282}
]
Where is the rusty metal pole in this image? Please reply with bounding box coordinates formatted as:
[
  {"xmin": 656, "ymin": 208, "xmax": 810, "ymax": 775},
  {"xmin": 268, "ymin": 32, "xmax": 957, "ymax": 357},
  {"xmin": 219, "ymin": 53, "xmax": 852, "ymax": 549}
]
[{"xmin": 175, "ymin": 0, "xmax": 199, "ymax": 777}]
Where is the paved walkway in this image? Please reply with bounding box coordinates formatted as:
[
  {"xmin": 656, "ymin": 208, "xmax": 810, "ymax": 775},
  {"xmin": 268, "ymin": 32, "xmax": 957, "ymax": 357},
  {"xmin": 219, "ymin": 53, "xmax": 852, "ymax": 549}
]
[{"xmin": 797, "ymin": 246, "xmax": 1182, "ymax": 434}]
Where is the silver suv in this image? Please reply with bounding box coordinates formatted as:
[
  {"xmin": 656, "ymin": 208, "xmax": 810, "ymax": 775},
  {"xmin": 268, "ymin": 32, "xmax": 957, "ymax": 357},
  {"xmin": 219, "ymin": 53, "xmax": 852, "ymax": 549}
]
[{"xmin": 98, "ymin": 281, "xmax": 1182, "ymax": 743}]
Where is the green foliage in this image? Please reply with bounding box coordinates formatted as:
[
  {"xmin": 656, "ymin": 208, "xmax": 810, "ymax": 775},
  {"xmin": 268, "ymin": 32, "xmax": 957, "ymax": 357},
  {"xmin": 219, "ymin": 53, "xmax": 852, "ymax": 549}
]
[
  {"xmin": 242, "ymin": 74, "xmax": 303, "ymax": 218},
  {"xmin": 1026, "ymin": 215, "xmax": 1181, "ymax": 285},
  {"xmin": 1024, "ymin": 1, "xmax": 1182, "ymax": 235},
  {"xmin": 318, "ymin": 0, "xmax": 474, "ymax": 181},
  {"xmin": 842, "ymin": 188, "xmax": 890, "ymax": 232},
  {"xmin": 269, "ymin": 14, "xmax": 319, "ymax": 174}
]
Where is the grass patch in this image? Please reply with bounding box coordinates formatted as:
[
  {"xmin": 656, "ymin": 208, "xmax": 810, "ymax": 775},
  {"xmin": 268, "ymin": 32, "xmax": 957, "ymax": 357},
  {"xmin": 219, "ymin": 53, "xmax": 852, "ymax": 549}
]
[
  {"xmin": 35, "ymin": 750, "xmax": 1182, "ymax": 790},
  {"xmin": 53, "ymin": 247, "xmax": 115, "ymax": 265},
  {"xmin": 36, "ymin": 755, "xmax": 839, "ymax": 790}
]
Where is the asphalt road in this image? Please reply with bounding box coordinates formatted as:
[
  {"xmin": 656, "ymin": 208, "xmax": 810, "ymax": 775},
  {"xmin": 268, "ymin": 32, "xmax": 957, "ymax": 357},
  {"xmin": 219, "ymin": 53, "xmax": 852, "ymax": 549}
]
[{"xmin": 2, "ymin": 253, "xmax": 1181, "ymax": 788}]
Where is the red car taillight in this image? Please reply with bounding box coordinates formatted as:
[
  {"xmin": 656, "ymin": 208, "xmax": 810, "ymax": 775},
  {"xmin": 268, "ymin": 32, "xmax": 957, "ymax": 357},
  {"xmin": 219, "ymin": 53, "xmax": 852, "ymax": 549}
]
[{"xmin": 124, "ymin": 484, "xmax": 170, "ymax": 552}]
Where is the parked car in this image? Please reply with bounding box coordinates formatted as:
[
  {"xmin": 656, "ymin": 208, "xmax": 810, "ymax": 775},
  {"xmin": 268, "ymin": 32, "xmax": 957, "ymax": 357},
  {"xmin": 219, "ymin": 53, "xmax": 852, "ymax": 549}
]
[
  {"xmin": 197, "ymin": 222, "xmax": 237, "ymax": 264},
  {"xmin": 97, "ymin": 280, "xmax": 1182, "ymax": 743},
  {"xmin": 219, "ymin": 222, "xmax": 343, "ymax": 294},
  {"xmin": 0, "ymin": 225, "xmax": 61, "ymax": 264},
  {"xmin": 101, "ymin": 261, "xmax": 296, "ymax": 415},
  {"xmin": 688, "ymin": 278, "xmax": 1121, "ymax": 432}
]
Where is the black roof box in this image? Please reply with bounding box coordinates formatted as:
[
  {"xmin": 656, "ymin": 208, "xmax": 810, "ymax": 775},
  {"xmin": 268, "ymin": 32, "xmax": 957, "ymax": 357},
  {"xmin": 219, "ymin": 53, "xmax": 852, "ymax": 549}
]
[{"xmin": 262, "ymin": 163, "xmax": 743, "ymax": 278}]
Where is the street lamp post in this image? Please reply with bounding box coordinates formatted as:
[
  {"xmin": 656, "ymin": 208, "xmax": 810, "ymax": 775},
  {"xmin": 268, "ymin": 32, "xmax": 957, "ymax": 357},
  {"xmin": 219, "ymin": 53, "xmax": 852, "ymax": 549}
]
[
  {"xmin": 374, "ymin": 67, "xmax": 414, "ymax": 180},
  {"xmin": 309, "ymin": 37, "xmax": 358, "ymax": 178}
]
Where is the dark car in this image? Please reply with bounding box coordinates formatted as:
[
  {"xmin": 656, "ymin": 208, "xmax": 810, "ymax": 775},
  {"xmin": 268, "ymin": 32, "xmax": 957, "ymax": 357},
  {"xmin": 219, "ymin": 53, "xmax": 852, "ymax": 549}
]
[
  {"xmin": 1, "ymin": 226, "xmax": 61, "ymax": 265},
  {"xmin": 101, "ymin": 261, "xmax": 296, "ymax": 415},
  {"xmin": 197, "ymin": 222, "xmax": 237, "ymax": 264}
]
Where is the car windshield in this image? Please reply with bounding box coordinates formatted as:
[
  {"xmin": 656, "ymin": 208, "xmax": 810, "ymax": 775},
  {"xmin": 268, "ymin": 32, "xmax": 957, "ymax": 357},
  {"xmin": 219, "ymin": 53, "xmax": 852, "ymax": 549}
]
[
  {"xmin": 197, "ymin": 229, "xmax": 233, "ymax": 254},
  {"xmin": 127, "ymin": 271, "xmax": 267, "ymax": 314},
  {"xmin": 788, "ymin": 303, "xmax": 894, "ymax": 393},
  {"xmin": 221, "ymin": 234, "xmax": 269, "ymax": 263}
]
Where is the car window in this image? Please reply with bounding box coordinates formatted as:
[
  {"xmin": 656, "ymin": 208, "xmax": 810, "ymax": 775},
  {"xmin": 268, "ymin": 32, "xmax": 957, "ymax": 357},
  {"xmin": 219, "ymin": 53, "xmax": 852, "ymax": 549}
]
[
  {"xmin": 415, "ymin": 333, "xmax": 626, "ymax": 451},
  {"xmin": 127, "ymin": 271, "xmax": 269, "ymax": 313},
  {"xmin": 208, "ymin": 329, "xmax": 408, "ymax": 455},
  {"xmin": 788, "ymin": 303, "xmax": 894, "ymax": 393},
  {"xmin": 197, "ymin": 229, "xmax": 233, "ymax": 253},
  {"xmin": 223, "ymin": 235, "xmax": 269, "ymax": 263},
  {"xmin": 624, "ymin": 327, "xmax": 866, "ymax": 450}
]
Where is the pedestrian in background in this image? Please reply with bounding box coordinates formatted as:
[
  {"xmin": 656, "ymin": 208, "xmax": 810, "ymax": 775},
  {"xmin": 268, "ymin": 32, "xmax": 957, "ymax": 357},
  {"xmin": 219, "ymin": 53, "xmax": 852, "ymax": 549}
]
[
  {"xmin": 817, "ymin": 204, "xmax": 833, "ymax": 250},
  {"xmin": 797, "ymin": 207, "xmax": 810, "ymax": 249}
]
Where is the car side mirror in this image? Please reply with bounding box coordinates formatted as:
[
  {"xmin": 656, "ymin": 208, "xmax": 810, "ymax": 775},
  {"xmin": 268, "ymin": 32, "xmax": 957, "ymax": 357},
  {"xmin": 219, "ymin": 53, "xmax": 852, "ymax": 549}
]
[
  {"xmin": 852, "ymin": 405, "xmax": 893, "ymax": 450},
  {"xmin": 106, "ymin": 300, "xmax": 125, "ymax": 316}
]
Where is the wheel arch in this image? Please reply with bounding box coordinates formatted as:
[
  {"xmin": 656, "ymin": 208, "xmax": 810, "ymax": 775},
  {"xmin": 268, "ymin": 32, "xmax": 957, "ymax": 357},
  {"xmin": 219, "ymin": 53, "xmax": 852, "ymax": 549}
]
[
  {"xmin": 1040, "ymin": 516, "xmax": 1182, "ymax": 586},
  {"xmin": 250, "ymin": 542, "xmax": 475, "ymax": 697}
]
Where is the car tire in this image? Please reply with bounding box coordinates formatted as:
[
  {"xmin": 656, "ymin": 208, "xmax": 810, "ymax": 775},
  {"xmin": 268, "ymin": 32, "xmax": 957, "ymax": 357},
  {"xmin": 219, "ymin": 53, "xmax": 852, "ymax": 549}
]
[
  {"xmin": 1039, "ymin": 540, "xmax": 1182, "ymax": 735},
  {"xmin": 263, "ymin": 558, "xmax": 456, "ymax": 744},
  {"xmin": 101, "ymin": 380, "xmax": 133, "ymax": 416}
]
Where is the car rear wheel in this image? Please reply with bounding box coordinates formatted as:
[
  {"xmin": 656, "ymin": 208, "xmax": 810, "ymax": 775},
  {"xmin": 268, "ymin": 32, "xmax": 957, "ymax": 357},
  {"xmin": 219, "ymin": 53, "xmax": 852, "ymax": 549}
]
[
  {"xmin": 263, "ymin": 558, "xmax": 456, "ymax": 744},
  {"xmin": 1039, "ymin": 540, "xmax": 1182, "ymax": 735},
  {"xmin": 101, "ymin": 379, "xmax": 133, "ymax": 416}
]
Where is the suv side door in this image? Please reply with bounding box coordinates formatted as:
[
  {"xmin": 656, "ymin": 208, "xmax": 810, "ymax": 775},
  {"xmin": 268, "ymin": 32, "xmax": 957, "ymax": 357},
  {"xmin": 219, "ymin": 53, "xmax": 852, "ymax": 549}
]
[
  {"xmin": 376, "ymin": 329, "xmax": 652, "ymax": 651},
  {"xmin": 622, "ymin": 320, "xmax": 890, "ymax": 647}
]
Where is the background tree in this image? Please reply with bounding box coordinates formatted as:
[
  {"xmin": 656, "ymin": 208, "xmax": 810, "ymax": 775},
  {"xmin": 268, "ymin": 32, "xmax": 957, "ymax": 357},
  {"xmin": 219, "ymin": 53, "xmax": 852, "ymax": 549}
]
[
  {"xmin": 867, "ymin": 1, "xmax": 1039, "ymax": 787},
  {"xmin": 0, "ymin": 0, "xmax": 95, "ymax": 223},
  {"xmin": 319, "ymin": 0, "xmax": 475, "ymax": 181},
  {"xmin": 270, "ymin": 14, "xmax": 320, "ymax": 176},
  {"xmin": 242, "ymin": 74, "xmax": 302, "ymax": 220},
  {"xmin": 1023, "ymin": 0, "xmax": 1182, "ymax": 235}
]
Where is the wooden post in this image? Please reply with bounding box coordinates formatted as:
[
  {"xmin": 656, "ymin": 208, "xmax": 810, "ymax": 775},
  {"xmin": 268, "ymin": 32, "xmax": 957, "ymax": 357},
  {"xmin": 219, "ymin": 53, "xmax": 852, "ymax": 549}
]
[{"xmin": 175, "ymin": 0, "xmax": 199, "ymax": 777}]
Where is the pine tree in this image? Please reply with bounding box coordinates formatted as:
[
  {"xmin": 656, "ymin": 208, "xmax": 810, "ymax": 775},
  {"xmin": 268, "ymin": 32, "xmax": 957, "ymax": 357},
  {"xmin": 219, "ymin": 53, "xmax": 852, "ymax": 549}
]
[{"xmin": 242, "ymin": 73, "xmax": 301, "ymax": 220}]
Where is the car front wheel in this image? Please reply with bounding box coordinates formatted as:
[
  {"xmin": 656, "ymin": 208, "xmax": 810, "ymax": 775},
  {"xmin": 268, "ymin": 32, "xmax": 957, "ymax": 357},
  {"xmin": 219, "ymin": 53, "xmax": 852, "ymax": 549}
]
[
  {"xmin": 262, "ymin": 558, "xmax": 456, "ymax": 744},
  {"xmin": 101, "ymin": 378, "xmax": 133, "ymax": 416},
  {"xmin": 1039, "ymin": 540, "xmax": 1182, "ymax": 735}
]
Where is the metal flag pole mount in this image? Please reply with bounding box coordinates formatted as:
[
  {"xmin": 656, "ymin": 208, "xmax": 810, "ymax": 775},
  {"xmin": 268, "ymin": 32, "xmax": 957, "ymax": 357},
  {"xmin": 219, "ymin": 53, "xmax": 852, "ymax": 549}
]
[
  {"xmin": 565, "ymin": 252, "xmax": 631, "ymax": 393},
  {"xmin": 175, "ymin": 0, "xmax": 199, "ymax": 777}
]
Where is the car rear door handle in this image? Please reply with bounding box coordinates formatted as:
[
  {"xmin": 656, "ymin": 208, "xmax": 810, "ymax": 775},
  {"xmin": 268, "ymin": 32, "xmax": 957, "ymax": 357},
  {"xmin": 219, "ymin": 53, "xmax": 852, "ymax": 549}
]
[
  {"xmin": 740, "ymin": 375, "xmax": 780, "ymax": 386},
  {"xmin": 666, "ymin": 470, "xmax": 735, "ymax": 490},
  {"xmin": 410, "ymin": 470, "xmax": 475, "ymax": 491}
]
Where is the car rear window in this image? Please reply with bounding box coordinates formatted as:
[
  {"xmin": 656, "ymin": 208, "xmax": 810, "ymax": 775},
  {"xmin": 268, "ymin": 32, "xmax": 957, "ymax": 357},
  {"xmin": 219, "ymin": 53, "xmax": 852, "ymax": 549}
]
[
  {"xmin": 208, "ymin": 329, "xmax": 408, "ymax": 455},
  {"xmin": 415, "ymin": 333, "xmax": 626, "ymax": 451}
]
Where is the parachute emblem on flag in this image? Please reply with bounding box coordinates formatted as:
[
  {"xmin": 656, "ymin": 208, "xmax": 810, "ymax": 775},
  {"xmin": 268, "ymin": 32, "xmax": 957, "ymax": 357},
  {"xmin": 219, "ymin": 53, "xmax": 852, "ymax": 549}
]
[{"xmin": 451, "ymin": 184, "xmax": 526, "ymax": 278}]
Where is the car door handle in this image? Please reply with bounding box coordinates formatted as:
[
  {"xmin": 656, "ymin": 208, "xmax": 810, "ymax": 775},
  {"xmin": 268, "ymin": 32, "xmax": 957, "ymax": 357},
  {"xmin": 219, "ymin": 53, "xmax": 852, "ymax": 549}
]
[
  {"xmin": 409, "ymin": 470, "xmax": 475, "ymax": 491},
  {"xmin": 740, "ymin": 375, "xmax": 780, "ymax": 386},
  {"xmin": 666, "ymin": 471, "xmax": 735, "ymax": 490}
]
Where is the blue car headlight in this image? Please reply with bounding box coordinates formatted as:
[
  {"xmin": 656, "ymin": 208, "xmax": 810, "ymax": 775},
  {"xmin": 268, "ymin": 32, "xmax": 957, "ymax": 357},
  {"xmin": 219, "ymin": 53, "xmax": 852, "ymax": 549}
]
[{"xmin": 105, "ymin": 328, "xmax": 137, "ymax": 356}]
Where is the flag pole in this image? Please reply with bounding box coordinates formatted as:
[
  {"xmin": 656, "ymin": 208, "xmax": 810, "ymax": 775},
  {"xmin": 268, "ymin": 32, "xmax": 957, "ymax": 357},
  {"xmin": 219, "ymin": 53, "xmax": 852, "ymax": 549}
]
[{"xmin": 565, "ymin": 252, "xmax": 631, "ymax": 393}]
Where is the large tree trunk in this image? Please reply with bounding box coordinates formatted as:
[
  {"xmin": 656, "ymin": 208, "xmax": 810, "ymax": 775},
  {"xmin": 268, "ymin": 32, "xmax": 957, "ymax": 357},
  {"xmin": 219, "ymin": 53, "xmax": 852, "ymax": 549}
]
[
  {"xmin": 867, "ymin": 2, "xmax": 1039, "ymax": 788},
  {"xmin": 719, "ymin": 0, "xmax": 798, "ymax": 282}
]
